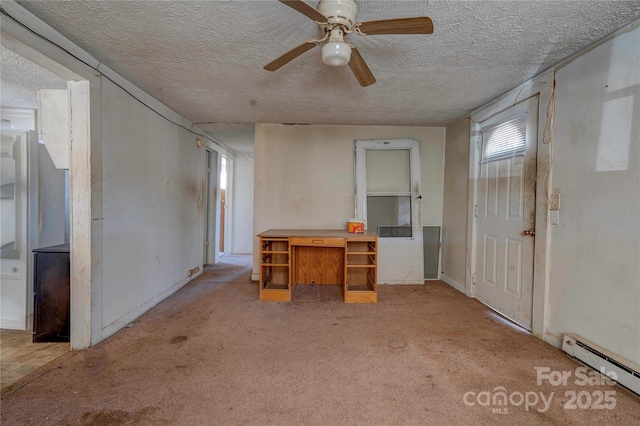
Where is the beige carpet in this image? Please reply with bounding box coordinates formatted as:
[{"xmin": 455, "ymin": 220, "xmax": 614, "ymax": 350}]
[{"xmin": 1, "ymin": 254, "xmax": 638, "ymax": 425}]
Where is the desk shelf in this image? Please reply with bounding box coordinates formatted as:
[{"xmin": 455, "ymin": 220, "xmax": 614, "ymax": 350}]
[
  {"xmin": 259, "ymin": 237, "xmax": 291, "ymax": 302},
  {"xmin": 345, "ymin": 239, "xmax": 377, "ymax": 303}
]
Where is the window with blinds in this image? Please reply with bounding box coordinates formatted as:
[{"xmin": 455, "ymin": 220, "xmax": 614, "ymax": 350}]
[{"xmin": 482, "ymin": 114, "xmax": 527, "ymax": 162}]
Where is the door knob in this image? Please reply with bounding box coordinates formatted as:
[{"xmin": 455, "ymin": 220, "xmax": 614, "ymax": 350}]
[{"xmin": 523, "ymin": 228, "xmax": 535, "ymax": 237}]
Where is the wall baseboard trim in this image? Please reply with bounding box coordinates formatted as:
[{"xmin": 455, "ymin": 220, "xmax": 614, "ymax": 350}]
[
  {"xmin": 441, "ymin": 274, "xmax": 466, "ymax": 294},
  {"xmin": 251, "ymin": 272, "xmax": 260, "ymax": 282},
  {"xmin": 543, "ymin": 331, "xmax": 564, "ymax": 349},
  {"xmin": 0, "ymin": 318, "xmax": 26, "ymax": 330},
  {"xmin": 100, "ymin": 274, "xmax": 192, "ymax": 341}
]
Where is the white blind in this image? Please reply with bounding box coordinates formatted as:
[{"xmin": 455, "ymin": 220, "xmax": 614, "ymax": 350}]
[{"xmin": 482, "ymin": 115, "xmax": 527, "ymax": 162}]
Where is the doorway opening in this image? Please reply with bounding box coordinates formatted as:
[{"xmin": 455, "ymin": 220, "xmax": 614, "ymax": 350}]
[
  {"xmin": 204, "ymin": 144, "xmax": 232, "ymax": 266},
  {"xmin": 204, "ymin": 149, "xmax": 218, "ymax": 265},
  {"xmin": 219, "ymin": 156, "xmax": 228, "ymax": 255},
  {"xmin": 0, "ymin": 44, "xmax": 83, "ymax": 390}
]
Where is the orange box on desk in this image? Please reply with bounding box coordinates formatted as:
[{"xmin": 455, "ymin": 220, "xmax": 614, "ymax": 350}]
[{"xmin": 347, "ymin": 219, "xmax": 365, "ymax": 233}]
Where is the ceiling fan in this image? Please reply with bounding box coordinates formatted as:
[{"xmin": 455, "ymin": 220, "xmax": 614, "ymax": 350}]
[{"xmin": 264, "ymin": 0, "xmax": 434, "ymax": 87}]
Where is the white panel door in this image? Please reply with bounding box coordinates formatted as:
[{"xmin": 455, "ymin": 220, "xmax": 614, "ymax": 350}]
[
  {"xmin": 475, "ymin": 97, "xmax": 538, "ymax": 329},
  {"xmin": 355, "ymin": 139, "xmax": 423, "ymax": 284}
]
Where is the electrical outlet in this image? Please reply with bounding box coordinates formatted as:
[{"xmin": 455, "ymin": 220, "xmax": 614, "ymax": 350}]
[
  {"xmin": 549, "ymin": 193, "xmax": 560, "ymax": 210},
  {"xmin": 550, "ymin": 210, "xmax": 560, "ymax": 225}
]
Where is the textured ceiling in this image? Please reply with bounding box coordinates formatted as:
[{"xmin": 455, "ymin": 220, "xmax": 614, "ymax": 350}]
[
  {"xmin": 0, "ymin": 45, "xmax": 67, "ymax": 109},
  {"xmin": 10, "ymin": 0, "xmax": 640, "ymax": 149},
  {"xmin": 197, "ymin": 123, "xmax": 256, "ymax": 153}
]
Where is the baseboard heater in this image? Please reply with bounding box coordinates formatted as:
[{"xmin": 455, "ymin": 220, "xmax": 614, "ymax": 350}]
[{"xmin": 562, "ymin": 333, "xmax": 640, "ymax": 395}]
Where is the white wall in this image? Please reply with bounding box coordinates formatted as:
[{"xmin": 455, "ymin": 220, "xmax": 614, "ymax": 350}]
[
  {"xmin": 441, "ymin": 118, "xmax": 470, "ymax": 291},
  {"xmin": 231, "ymin": 152, "xmax": 254, "ymax": 254},
  {"xmin": 100, "ymin": 78, "xmax": 204, "ymax": 337},
  {"xmin": 420, "ymin": 130, "xmax": 446, "ymax": 228},
  {"xmin": 547, "ymin": 25, "xmax": 639, "ymax": 364},
  {"xmin": 1, "ymin": 2, "xmax": 229, "ymax": 347},
  {"xmin": 253, "ymin": 124, "xmax": 445, "ymax": 277},
  {"xmin": 36, "ymin": 145, "xmax": 67, "ymax": 248}
]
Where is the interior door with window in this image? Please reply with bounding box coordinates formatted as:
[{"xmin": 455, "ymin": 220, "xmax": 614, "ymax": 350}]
[
  {"xmin": 355, "ymin": 139, "xmax": 423, "ymax": 284},
  {"xmin": 474, "ymin": 96, "xmax": 538, "ymax": 329}
]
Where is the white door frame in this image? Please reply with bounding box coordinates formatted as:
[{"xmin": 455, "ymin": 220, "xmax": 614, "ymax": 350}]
[
  {"xmin": 204, "ymin": 140, "xmax": 232, "ymax": 265},
  {"xmin": 355, "ymin": 138, "xmax": 424, "ymax": 284},
  {"xmin": 466, "ymin": 71, "xmax": 555, "ymax": 340},
  {"xmin": 204, "ymin": 146, "xmax": 221, "ymax": 265},
  {"xmin": 473, "ymin": 96, "xmax": 539, "ymax": 330},
  {"xmin": 220, "ymin": 154, "xmax": 233, "ymax": 256},
  {"xmin": 203, "ymin": 149, "xmax": 215, "ymax": 265}
]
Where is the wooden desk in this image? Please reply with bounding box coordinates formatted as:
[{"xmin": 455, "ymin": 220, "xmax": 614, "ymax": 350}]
[{"xmin": 258, "ymin": 229, "xmax": 378, "ymax": 303}]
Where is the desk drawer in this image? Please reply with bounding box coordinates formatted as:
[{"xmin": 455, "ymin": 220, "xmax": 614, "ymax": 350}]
[{"xmin": 291, "ymin": 237, "xmax": 345, "ymax": 247}]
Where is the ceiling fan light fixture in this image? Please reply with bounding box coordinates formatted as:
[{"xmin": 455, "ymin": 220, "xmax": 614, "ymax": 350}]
[
  {"xmin": 321, "ymin": 41, "xmax": 351, "ymax": 67},
  {"xmin": 266, "ymin": 0, "xmax": 434, "ymax": 87}
]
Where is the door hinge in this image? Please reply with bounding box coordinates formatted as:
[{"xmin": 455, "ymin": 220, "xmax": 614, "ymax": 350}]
[
  {"xmin": 474, "ymin": 205, "xmax": 478, "ymax": 217},
  {"xmin": 472, "ymin": 273, "xmax": 476, "ymax": 285},
  {"xmin": 205, "ymin": 240, "xmax": 210, "ymax": 247}
]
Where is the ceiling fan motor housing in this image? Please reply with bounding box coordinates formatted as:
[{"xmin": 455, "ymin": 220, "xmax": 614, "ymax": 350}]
[{"xmin": 318, "ymin": 0, "xmax": 358, "ymax": 30}]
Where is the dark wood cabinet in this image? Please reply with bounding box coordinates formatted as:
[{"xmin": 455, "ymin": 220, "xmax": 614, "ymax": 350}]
[{"xmin": 33, "ymin": 244, "xmax": 70, "ymax": 342}]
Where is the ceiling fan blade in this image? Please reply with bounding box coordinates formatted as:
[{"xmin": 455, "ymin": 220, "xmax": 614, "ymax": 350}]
[
  {"xmin": 278, "ymin": 0, "xmax": 327, "ymax": 23},
  {"xmin": 264, "ymin": 42, "xmax": 317, "ymax": 71},
  {"xmin": 357, "ymin": 16, "xmax": 434, "ymax": 35},
  {"xmin": 348, "ymin": 47, "xmax": 376, "ymax": 87}
]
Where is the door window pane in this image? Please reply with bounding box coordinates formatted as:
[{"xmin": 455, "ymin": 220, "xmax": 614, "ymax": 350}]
[
  {"xmin": 482, "ymin": 115, "xmax": 527, "ymax": 162},
  {"xmin": 366, "ymin": 149, "xmax": 411, "ymax": 193},
  {"xmin": 367, "ymin": 195, "xmax": 412, "ymax": 237}
]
